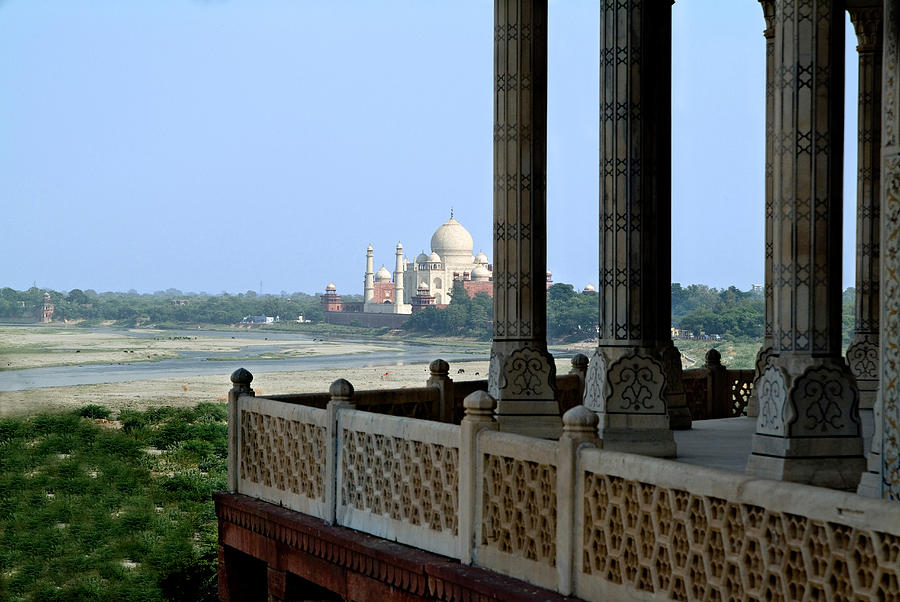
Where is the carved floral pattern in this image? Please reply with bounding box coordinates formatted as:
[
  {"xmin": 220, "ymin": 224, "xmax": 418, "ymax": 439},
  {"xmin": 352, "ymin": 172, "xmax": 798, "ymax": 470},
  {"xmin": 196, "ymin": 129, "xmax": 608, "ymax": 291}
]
[
  {"xmin": 788, "ymin": 364, "xmax": 860, "ymax": 437},
  {"xmin": 582, "ymin": 473, "xmax": 900, "ymax": 600},
  {"xmin": 340, "ymin": 429, "xmax": 458, "ymax": 535},
  {"xmin": 481, "ymin": 454, "xmax": 557, "ymax": 566},
  {"xmin": 239, "ymin": 410, "xmax": 326, "ymax": 500},
  {"xmin": 848, "ymin": 336, "xmax": 880, "ymax": 381},
  {"xmin": 756, "ymin": 366, "xmax": 787, "ymax": 436},
  {"xmin": 606, "ymin": 353, "xmax": 666, "ymax": 413}
]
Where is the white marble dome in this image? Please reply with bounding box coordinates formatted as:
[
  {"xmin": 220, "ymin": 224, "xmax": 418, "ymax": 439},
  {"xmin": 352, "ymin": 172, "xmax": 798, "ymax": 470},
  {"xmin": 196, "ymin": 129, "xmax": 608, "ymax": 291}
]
[
  {"xmin": 326, "ymin": 283, "xmax": 337, "ymax": 291},
  {"xmin": 416, "ymin": 252, "xmax": 429, "ymax": 264},
  {"xmin": 428, "ymin": 251, "xmax": 442, "ymax": 263},
  {"xmin": 474, "ymin": 252, "xmax": 489, "ymax": 265},
  {"xmin": 431, "ymin": 218, "xmax": 474, "ymax": 259},
  {"xmin": 583, "ymin": 284, "xmax": 596, "ymax": 292},
  {"xmin": 472, "ymin": 265, "xmax": 491, "ymax": 281},
  {"xmin": 375, "ymin": 266, "xmax": 392, "ymax": 282}
]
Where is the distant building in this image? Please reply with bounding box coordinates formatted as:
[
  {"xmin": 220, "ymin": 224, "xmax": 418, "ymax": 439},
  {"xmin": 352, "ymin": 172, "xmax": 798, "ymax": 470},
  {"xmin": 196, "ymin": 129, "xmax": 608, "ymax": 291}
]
[
  {"xmin": 322, "ymin": 214, "xmax": 498, "ymax": 327},
  {"xmin": 41, "ymin": 292, "xmax": 54, "ymax": 323}
]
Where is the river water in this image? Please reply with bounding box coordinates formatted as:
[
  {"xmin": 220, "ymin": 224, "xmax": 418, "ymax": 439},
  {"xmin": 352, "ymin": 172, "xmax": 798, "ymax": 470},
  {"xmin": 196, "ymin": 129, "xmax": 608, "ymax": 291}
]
[{"xmin": 0, "ymin": 328, "xmax": 488, "ymax": 392}]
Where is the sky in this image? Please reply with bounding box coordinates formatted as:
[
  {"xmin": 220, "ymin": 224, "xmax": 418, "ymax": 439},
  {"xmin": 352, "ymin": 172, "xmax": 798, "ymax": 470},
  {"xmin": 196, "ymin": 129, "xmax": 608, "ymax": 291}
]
[{"xmin": 0, "ymin": 1, "xmax": 861, "ymax": 296}]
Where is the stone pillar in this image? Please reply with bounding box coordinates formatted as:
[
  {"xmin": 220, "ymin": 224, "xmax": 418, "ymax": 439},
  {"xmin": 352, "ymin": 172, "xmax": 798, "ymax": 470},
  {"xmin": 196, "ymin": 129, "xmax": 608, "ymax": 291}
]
[
  {"xmin": 488, "ymin": 0, "xmax": 560, "ymax": 438},
  {"xmin": 227, "ymin": 368, "xmax": 253, "ymax": 493},
  {"xmin": 847, "ymin": 5, "xmax": 883, "ymax": 413},
  {"xmin": 876, "ymin": 0, "xmax": 900, "ymax": 500},
  {"xmin": 748, "ymin": 0, "xmax": 777, "ymax": 419},
  {"xmin": 747, "ymin": 0, "xmax": 865, "ymax": 490},
  {"xmin": 394, "ymin": 243, "xmax": 404, "ymax": 310},
  {"xmin": 364, "ymin": 245, "xmax": 374, "ymax": 305},
  {"xmin": 459, "ymin": 391, "xmax": 498, "ymax": 563},
  {"xmin": 583, "ymin": 0, "xmax": 676, "ymax": 457},
  {"xmin": 426, "ymin": 358, "xmax": 454, "ymax": 423}
]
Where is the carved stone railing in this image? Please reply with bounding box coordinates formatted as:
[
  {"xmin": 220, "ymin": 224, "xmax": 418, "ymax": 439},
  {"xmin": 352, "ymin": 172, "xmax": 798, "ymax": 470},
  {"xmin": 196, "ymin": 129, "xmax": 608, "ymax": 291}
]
[
  {"xmin": 681, "ymin": 348, "xmax": 754, "ymax": 420},
  {"xmin": 261, "ymin": 355, "xmax": 588, "ymax": 425},
  {"xmin": 226, "ymin": 368, "xmax": 900, "ymax": 601}
]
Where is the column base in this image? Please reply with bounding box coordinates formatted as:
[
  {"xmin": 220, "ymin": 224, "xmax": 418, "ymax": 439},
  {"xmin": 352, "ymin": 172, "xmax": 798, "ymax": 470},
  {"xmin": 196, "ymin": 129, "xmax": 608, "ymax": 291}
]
[
  {"xmin": 747, "ymin": 356, "xmax": 865, "ymax": 489},
  {"xmin": 667, "ymin": 406, "xmax": 692, "ymax": 431},
  {"xmin": 586, "ymin": 346, "xmax": 676, "ymax": 457},
  {"xmin": 496, "ymin": 414, "xmax": 562, "ymax": 439},
  {"xmin": 598, "ymin": 425, "xmax": 676, "ymax": 458},
  {"xmin": 489, "ymin": 342, "xmax": 561, "ymax": 439},
  {"xmin": 746, "ymin": 452, "xmax": 865, "ymax": 491},
  {"xmin": 857, "ymin": 470, "xmax": 882, "ymax": 498}
]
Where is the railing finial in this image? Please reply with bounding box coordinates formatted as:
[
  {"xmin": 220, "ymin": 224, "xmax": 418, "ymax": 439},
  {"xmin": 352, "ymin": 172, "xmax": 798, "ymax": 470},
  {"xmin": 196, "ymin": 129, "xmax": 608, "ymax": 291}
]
[
  {"xmin": 463, "ymin": 390, "xmax": 495, "ymax": 420},
  {"xmin": 329, "ymin": 378, "xmax": 354, "ymax": 401},
  {"xmin": 230, "ymin": 367, "xmax": 254, "ymax": 395}
]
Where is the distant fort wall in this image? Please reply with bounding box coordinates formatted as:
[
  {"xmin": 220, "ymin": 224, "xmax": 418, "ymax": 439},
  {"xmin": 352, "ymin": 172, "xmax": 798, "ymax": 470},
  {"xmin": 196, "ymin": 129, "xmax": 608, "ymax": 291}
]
[{"xmin": 323, "ymin": 310, "xmax": 409, "ymax": 329}]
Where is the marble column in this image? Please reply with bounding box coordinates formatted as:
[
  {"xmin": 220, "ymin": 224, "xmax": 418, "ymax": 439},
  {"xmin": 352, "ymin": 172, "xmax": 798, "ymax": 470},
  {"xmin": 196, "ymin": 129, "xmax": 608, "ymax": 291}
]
[
  {"xmin": 748, "ymin": 0, "xmax": 777, "ymax": 419},
  {"xmin": 488, "ymin": 0, "xmax": 560, "ymax": 438},
  {"xmin": 876, "ymin": 0, "xmax": 900, "ymax": 500},
  {"xmin": 846, "ymin": 5, "xmax": 883, "ymax": 414},
  {"xmin": 746, "ymin": 0, "xmax": 865, "ymax": 490},
  {"xmin": 583, "ymin": 0, "xmax": 676, "ymax": 457}
]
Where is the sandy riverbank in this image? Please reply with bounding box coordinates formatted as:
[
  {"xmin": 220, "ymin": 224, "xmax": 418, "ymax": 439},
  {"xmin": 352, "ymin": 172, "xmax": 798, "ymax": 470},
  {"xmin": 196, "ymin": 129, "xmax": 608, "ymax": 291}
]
[
  {"xmin": 0, "ymin": 356, "xmax": 584, "ymax": 417},
  {"xmin": 0, "ymin": 325, "xmax": 401, "ymax": 371}
]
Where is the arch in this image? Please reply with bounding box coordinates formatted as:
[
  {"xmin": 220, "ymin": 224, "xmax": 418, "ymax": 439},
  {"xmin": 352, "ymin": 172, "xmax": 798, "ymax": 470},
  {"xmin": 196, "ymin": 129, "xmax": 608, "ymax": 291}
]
[
  {"xmin": 434, "ymin": 293, "xmax": 442, "ymax": 304},
  {"xmin": 434, "ymin": 278, "xmax": 442, "ymax": 290}
]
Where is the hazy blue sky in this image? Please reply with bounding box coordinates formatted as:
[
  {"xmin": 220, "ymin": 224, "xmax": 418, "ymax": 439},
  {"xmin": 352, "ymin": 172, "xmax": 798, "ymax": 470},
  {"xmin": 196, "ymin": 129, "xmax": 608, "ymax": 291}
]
[{"xmin": 0, "ymin": 1, "xmax": 860, "ymax": 295}]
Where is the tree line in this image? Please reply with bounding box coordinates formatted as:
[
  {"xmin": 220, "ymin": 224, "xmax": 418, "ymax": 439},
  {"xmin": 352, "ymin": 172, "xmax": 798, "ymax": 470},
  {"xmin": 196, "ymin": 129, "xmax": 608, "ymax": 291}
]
[
  {"xmin": 1, "ymin": 283, "xmax": 857, "ymax": 344},
  {"xmin": 0, "ymin": 287, "xmax": 326, "ymax": 326}
]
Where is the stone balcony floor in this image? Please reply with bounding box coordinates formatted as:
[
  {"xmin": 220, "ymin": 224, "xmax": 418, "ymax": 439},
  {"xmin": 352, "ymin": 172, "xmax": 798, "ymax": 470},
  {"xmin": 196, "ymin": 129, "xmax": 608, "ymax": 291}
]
[{"xmin": 674, "ymin": 413, "xmax": 875, "ymax": 475}]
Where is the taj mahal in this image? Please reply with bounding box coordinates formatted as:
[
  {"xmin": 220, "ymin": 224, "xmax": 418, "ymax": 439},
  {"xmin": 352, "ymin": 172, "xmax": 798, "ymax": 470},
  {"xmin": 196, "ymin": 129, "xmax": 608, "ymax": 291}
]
[{"xmin": 322, "ymin": 213, "xmax": 494, "ymax": 321}]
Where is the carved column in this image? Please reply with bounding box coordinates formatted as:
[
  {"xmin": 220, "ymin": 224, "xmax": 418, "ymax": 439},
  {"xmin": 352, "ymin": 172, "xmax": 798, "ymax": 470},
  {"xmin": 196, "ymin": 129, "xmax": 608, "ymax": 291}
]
[
  {"xmin": 583, "ymin": 0, "xmax": 676, "ymax": 457},
  {"xmin": 748, "ymin": 0, "xmax": 777, "ymax": 418},
  {"xmin": 488, "ymin": 0, "xmax": 560, "ymax": 438},
  {"xmin": 876, "ymin": 0, "xmax": 900, "ymax": 500},
  {"xmin": 747, "ymin": 0, "xmax": 865, "ymax": 489},
  {"xmin": 847, "ymin": 6, "xmax": 883, "ymax": 414}
]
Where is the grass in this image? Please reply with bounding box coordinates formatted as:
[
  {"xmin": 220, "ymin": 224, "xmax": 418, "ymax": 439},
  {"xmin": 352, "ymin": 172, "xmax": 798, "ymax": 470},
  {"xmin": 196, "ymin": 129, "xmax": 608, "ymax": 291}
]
[{"xmin": 0, "ymin": 404, "xmax": 227, "ymax": 601}]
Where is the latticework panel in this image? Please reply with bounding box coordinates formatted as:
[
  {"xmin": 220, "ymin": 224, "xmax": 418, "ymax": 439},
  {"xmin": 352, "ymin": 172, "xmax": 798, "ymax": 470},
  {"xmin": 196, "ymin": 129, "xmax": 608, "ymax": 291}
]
[
  {"xmin": 582, "ymin": 474, "xmax": 900, "ymax": 601},
  {"xmin": 341, "ymin": 429, "xmax": 459, "ymax": 535},
  {"xmin": 730, "ymin": 370, "xmax": 754, "ymax": 417},
  {"xmin": 682, "ymin": 373, "xmax": 709, "ymax": 421},
  {"xmin": 481, "ymin": 454, "xmax": 557, "ymax": 567},
  {"xmin": 239, "ymin": 410, "xmax": 326, "ymax": 500}
]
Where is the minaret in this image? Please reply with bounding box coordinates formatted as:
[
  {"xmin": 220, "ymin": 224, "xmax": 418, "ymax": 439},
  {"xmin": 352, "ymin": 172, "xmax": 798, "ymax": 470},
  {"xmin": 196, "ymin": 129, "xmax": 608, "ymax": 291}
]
[
  {"xmin": 364, "ymin": 245, "xmax": 374, "ymax": 305},
  {"xmin": 394, "ymin": 243, "xmax": 404, "ymax": 312}
]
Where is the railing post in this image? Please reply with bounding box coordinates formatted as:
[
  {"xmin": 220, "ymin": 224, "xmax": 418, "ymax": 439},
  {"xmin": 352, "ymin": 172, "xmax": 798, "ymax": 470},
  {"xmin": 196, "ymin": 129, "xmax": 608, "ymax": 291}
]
[
  {"xmin": 569, "ymin": 353, "xmax": 588, "ymax": 403},
  {"xmin": 228, "ymin": 368, "xmax": 253, "ymax": 493},
  {"xmin": 459, "ymin": 391, "xmax": 498, "ymax": 564},
  {"xmin": 427, "ymin": 358, "xmax": 454, "ymax": 422},
  {"xmin": 325, "ymin": 378, "xmax": 354, "ymax": 525},
  {"xmin": 705, "ymin": 349, "xmax": 728, "ymax": 419},
  {"xmin": 557, "ymin": 406, "xmax": 600, "ymax": 595}
]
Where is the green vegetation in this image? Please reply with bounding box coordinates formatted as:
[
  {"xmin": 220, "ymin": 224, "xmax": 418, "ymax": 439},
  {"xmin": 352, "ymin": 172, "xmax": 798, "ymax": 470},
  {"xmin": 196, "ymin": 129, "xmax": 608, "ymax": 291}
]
[
  {"xmin": 2, "ymin": 283, "xmax": 858, "ymax": 346},
  {"xmin": 405, "ymin": 282, "xmax": 493, "ymax": 339},
  {"xmin": 0, "ymin": 286, "xmax": 328, "ymax": 326},
  {"xmin": 0, "ymin": 404, "xmax": 227, "ymax": 601}
]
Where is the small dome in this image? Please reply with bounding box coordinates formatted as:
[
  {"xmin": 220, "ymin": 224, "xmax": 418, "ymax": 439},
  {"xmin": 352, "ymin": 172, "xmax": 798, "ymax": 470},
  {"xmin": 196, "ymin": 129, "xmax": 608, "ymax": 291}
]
[
  {"xmin": 325, "ymin": 283, "xmax": 337, "ymax": 291},
  {"xmin": 417, "ymin": 281, "xmax": 430, "ymax": 291},
  {"xmin": 366, "ymin": 244, "xmax": 373, "ymax": 252},
  {"xmin": 375, "ymin": 266, "xmax": 392, "ymax": 282},
  {"xmin": 474, "ymin": 252, "xmax": 489, "ymax": 265},
  {"xmin": 416, "ymin": 252, "xmax": 429, "ymax": 264},
  {"xmin": 472, "ymin": 265, "xmax": 490, "ymax": 282},
  {"xmin": 546, "ymin": 270, "xmax": 553, "ymax": 277},
  {"xmin": 428, "ymin": 252, "xmax": 442, "ymax": 263},
  {"xmin": 396, "ymin": 242, "xmax": 403, "ymax": 250},
  {"xmin": 431, "ymin": 218, "xmax": 474, "ymax": 259},
  {"xmin": 583, "ymin": 284, "xmax": 596, "ymax": 293}
]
